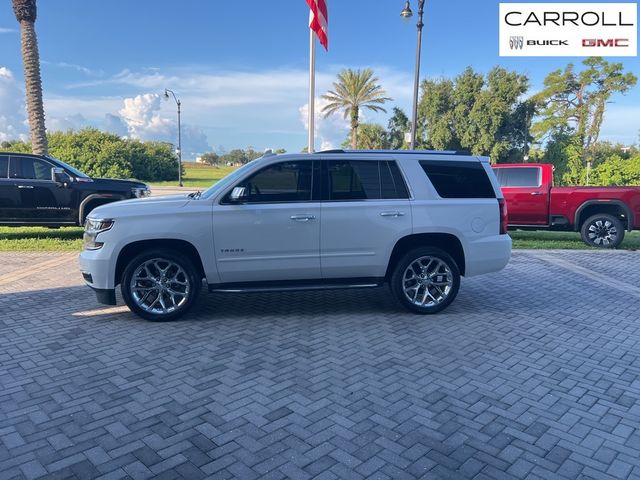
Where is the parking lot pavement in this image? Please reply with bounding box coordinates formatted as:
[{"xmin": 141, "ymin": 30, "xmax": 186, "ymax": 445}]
[{"xmin": 1, "ymin": 250, "xmax": 640, "ymax": 479}]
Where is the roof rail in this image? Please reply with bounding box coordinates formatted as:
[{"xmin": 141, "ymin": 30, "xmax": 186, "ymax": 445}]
[{"xmin": 315, "ymin": 149, "xmax": 472, "ymax": 156}]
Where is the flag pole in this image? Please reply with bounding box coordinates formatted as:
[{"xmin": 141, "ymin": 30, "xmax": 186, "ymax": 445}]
[{"xmin": 308, "ymin": 26, "xmax": 316, "ymax": 153}]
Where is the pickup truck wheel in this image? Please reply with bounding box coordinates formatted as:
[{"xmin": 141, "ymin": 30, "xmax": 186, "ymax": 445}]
[
  {"xmin": 580, "ymin": 214, "xmax": 625, "ymax": 248},
  {"xmin": 391, "ymin": 247, "xmax": 460, "ymax": 315},
  {"xmin": 121, "ymin": 250, "xmax": 201, "ymax": 321}
]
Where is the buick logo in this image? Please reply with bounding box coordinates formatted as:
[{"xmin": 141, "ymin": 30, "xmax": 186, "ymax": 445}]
[{"xmin": 510, "ymin": 36, "xmax": 524, "ymax": 50}]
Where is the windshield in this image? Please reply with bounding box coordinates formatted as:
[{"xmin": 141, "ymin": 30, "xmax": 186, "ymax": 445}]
[
  {"xmin": 47, "ymin": 156, "xmax": 90, "ymax": 178},
  {"xmin": 200, "ymin": 160, "xmax": 260, "ymax": 200}
]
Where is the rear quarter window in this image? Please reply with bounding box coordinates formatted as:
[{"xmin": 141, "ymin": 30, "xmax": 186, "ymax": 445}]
[
  {"xmin": 419, "ymin": 160, "xmax": 496, "ymax": 199},
  {"xmin": 0, "ymin": 156, "xmax": 8, "ymax": 178}
]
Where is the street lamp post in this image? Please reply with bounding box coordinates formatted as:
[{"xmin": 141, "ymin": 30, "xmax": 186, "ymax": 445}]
[
  {"xmin": 164, "ymin": 89, "xmax": 183, "ymax": 187},
  {"xmin": 401, "ymin": 0, "xmax": 426, "ymax": 150}
]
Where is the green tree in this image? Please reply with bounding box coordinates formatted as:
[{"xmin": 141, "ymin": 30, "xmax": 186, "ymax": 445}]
[
  {"xmin": 542, "ymin": 131, "xmax": 585, "ymax": 185},
  {"xmin": 321, "ymin": 69, "xmax": 392, "ymax": 149},
  {"xmin": 341, "ymin": 123, "xmax": 389, "ymax": 150},
  {"xmin": 417, "ymin": 66, "xmax": 530, "ymax": 163},
  {"xmin": 591, "ymin": 155, "xmax": 640, "ymax": 186},
  {"xmin": 12, "ymin": 0, "xmax": 48, "ymax": 155},
  {"xmin": 387, "ymin": 107, "xmax": 410, "ymax": 150},
  {"xmin": 532, "ymin": 57, "xmax": 637, "ymax": 181},
  {"xmin": 220, "ymin": 149, "xmax": 248, "ymax": 166},
  {"xmin": 199, "ymin": 152, "xmax": 220, "ymax": 166},
  {"xmin": 2, "ymin": 128, "xmax": 179, "ymax": 181}
]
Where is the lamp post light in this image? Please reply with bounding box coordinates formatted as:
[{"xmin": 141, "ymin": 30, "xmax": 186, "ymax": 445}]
[
  {"xmin": 401, "ymin": 0, "xmax": 426, "ymax": 150},
  {"xmin": 164, "ymin": 88, "xmax": 183, "ymax": 187}
]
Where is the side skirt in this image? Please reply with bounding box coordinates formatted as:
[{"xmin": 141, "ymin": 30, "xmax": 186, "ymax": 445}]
[{"xmin": 208, "ymin": 277, "xmax": 385, "ymax": 294}]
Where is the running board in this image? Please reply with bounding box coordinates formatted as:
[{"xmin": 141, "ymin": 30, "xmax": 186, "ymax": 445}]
[{"xmin": 208, "ymin": 278, "xmax": 384, "ymax": 294}]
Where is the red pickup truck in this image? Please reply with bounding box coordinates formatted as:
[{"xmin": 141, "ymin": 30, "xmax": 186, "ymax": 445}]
[{"xmin": 492, "ymin": 163, "xmax": 640, "ymax": 248}]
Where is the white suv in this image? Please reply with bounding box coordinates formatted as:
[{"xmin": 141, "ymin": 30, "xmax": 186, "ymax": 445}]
[{"xmin": 79, "ymin": 150, "xmax": 511, "ymax": 321}]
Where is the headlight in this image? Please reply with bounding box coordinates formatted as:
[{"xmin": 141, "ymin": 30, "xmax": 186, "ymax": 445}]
[
  {"xmin": 132, "ymin": 186, "xmax": 151, "ymax": 198},
  {"xmin": 83, "ymin": 218, "xmax": 114, "ymax": 250}
]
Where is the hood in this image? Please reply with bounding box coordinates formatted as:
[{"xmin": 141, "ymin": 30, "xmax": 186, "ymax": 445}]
[{"xmin": 88, "ymin": 194, "xmax": 191, "ymax": 219}]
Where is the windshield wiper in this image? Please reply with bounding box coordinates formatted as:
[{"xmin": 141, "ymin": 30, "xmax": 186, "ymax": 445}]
[{"xmin": 188, "ymin": 191, "xmax": 202, "ymax": 199}]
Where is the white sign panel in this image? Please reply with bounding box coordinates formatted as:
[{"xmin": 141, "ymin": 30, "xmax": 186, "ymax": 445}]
[{"xmin": 499, "ymin": 3, "xmax": 637, "ymax": 56}]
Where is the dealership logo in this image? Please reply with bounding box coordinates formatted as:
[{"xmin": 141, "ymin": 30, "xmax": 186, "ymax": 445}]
[
  {"xmin": 509, "ymin": 36, "xmax": 524, "ymax": 49},
  {"xmin": 500, "ymin": 3, "xmax": 637, "ymax": 57},
  {"xmin": 582, "ymin": 38, "xmax": 629, "ymax": 47}
]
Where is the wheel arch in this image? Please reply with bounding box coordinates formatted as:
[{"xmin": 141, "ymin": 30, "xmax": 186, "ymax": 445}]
[
  {"xmin": 574, "ymin": 200, "xmax": 633, "ymax": 232},
  {"xmin": 385, "ymin": 233, "xmax": 465, "ymax": 280},
  {"xmin": 115, "ymin": 239, "xmax": 206, "ymax": 287},
  {"xmin": 79, "ymin": 194, "xmax": 126, "ymax": 225}
]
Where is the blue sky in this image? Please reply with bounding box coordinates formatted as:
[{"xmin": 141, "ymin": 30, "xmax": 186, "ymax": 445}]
[{"xmin": 0, "ymin": 0, "xmax": 638, "ymax": 158}]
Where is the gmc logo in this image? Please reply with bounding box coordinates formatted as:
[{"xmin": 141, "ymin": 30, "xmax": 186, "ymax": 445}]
[{"xmin": 582, "ymin": 38, "xmax": 629, "ymax": 47}]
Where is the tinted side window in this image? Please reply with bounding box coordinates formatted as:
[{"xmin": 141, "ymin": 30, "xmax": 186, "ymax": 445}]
[
  {"xmin": 496, "ymin": 167, "xmax": 540, "ymax": 187},
  {"xmin": 420, "ymin": 160, "xmax": 495, "ymax": 199},
  {"xmin": 326, "ymin": 160, "xmax": 381, "ymax": 200},
  {"xmin": 10, "ymin": 156, "xmax": 53, "ymax": 181},
  {"xmin": 0, "ymin": 156, "xmax": 8, "ymax": 179},
  {"xmin": 381, "ymin": 161, "xmax": 410, "ymax": 199},
  {"xmin": 238, "ymin": 161, "xmax": 312, "ymax": 203}
]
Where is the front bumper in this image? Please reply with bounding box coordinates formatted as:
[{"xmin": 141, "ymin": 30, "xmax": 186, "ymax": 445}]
[
  {"xmin": 89, "ymin": 286, "xmax": 117, "ymax": 305},
  {"xmin": 79, "ymin": 247, "xmax": 117, "ymax": 305}
]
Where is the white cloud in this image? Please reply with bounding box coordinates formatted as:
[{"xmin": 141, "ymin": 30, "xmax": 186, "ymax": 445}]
[
  {"xmin": 0, "ymin": 27, "xmax": 16, "ymax": 34},
  {"xmin": 0, "ymin": 67, "xmax": 28, "ymax": 143},
  {"xmin": 118, "ymin": 93, "xmax": 211, "ymax": 158},
  {"xmin": 299, "ymin": 97, "xmax": 350, "ymax": 150}
]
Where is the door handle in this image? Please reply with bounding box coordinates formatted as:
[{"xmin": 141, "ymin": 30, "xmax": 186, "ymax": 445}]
[
  {"xmin": 17, "ymin": 185, "xmax": 34, "ymax": 189},
  {"xmin": 380, "ymin": 211, "xmax": 405, "ymax": 217},
  {"xmin": 530, "ymin": 192, "xmax": 543, "ymax": 196},
  {"xmin": 290, "ymin": 214, "xmax": 316, "ymax": 222}
]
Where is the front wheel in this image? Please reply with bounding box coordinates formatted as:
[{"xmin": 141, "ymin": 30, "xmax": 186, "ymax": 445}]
[
  {"xmin": 580, "ymin": 214, "xmax": 625, "ymax": 248},
  {"xmin": 121, "ymin": 250, "xmax": 201, "ymax": 321},
  {"xmin": 390, "ymin": 247, "xmax": 461, "ymax": 315}
]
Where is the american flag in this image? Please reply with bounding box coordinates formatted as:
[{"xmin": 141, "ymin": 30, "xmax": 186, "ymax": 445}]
[{"xmin": 306, "ymin": 0, "xmax": 328, "ymax": 50}]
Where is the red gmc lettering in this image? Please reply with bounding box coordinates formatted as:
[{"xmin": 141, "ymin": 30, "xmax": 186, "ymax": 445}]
[{"xmin": 582, "ymin": 38, "xmax": 629, "ymax": 47}]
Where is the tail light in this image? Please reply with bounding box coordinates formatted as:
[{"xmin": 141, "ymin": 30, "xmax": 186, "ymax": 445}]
[{"xmin": 498, "ymin": 198, "xmax": 508, "ymax": 235}]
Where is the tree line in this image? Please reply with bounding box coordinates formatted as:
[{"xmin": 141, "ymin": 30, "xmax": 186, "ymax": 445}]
[
  {"xmin": 326, "ymin": 59, "xmax": 637, "ymax": 186},
  {"xmin": 2, "ymin": 129, "xmax": 180, "ymax": 181}
]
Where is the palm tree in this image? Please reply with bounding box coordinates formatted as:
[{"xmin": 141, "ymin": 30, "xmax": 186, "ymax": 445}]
[
  {"xmin": 13, "ymin": 0, "xmax": 48, "ymax": 155},
  {"xmin": 322, "ymin": 69, "xmax": 392, "ymax": 149}
]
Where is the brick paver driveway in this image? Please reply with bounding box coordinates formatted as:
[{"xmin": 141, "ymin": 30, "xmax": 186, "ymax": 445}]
[{"xmin": 1, "ymin": 250, "xmax": 640, "ymax": 480}]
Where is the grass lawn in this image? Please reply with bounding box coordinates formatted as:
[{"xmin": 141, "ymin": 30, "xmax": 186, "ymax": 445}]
[
  {"xmin": 150, "ymin": 163, "xmax": 238, "ymax": 188},
  {"xmin": 511, "ymin": 229, "xmax": 640, "ymax": 250},
  {"xmin": 0, "ymin": 227, "xmax": 84, "ymax": 252}
]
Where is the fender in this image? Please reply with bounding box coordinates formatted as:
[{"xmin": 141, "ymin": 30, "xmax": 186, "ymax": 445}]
[
  {"xmin": 79, "ymin": 193, "xmax": 126, "ymax": 224},
  {"xmin": 573, "ymin": 199, "xmax": 634, "ymax": 232}
]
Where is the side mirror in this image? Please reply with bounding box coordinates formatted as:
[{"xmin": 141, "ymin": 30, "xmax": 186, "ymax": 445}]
[
  {"xmin": 229, "ymin": 186, "xmax": 247, "ymax": 202},
  {"xmin": 52, "ymin": 167, "xmax": 72, "ymax": 186}
]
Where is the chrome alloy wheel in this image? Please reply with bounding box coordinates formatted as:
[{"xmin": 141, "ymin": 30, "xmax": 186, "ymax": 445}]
[
  {"xmin": 402, "ymin": 256, "xmax": 453, "ymax": 307},
  {"xmin": 129, "ymin": 258, "xmax": 191, "ymax": 315},
  {"xmin": 587, "ymin": 219, "xmax": 618, "ymax": 246}
]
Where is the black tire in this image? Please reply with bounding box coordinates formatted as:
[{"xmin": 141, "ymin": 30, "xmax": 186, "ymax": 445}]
[
  {"xmin": 580, "ymin": 214, "xmax": 625, "ymax": 249},
  {"xmin": 121, "ymin": 249, "xmax": 201, "ymax": 321},
  {"xmin": 390, "ymin": 247, "xmax": 461, "ymax": 314}
]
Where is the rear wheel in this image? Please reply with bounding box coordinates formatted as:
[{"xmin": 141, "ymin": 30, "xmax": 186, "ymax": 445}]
[
  {"xmin": 121, "ymin": 249, "xmax": 201, "ymax": 321},
  {"xmin": 580, "ymin": 214, "xmax": 624, "ymax": 248},
  {"xmin": 390, "ymin": 247, "xmax": 461, "ymax": 314}
]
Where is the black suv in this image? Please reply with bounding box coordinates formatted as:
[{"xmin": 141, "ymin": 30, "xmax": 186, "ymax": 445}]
[{"xmin": 0, "ymin": 152, "xmax": 150, "ymax": 227}]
